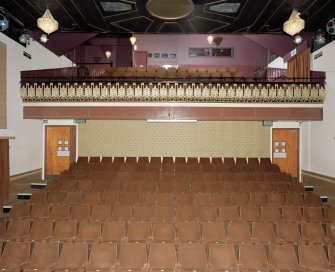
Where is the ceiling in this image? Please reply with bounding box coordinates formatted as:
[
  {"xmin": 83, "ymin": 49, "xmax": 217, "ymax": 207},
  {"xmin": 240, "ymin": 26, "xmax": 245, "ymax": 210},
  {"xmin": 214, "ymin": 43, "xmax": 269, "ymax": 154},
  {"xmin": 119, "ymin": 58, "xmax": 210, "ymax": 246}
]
[{"xmin": 1, "ymin": 0, "xmax": 335, "ymax": 38}]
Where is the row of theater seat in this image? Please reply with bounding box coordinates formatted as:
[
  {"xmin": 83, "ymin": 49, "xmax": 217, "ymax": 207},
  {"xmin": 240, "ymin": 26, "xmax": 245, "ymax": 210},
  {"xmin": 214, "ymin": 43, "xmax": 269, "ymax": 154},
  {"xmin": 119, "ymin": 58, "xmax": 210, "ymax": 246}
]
[
  {"xmin": 1, "ymin": 157, "xmax": 333, "ymax": 271},
  {"xmin": 1, "ymin": 241, "xmax": 334, "ymax": 271},
  {"xmin": 29, "ymin": 190, "xmax": 324, "ymax": 207},
  {"xmin": 6, "ymin": 202, "xmax": 335, "ymax": 223},
  {"xmin": 77, "ymin": 156, "xmax": 271, "ymax": 165},
  {"xmin": 1, "ymin": 219, "xmax": 335, "ymax": 245},
  {"xmin": 102, "ymin": 66, "xmax": 242, "ymax": 80}
]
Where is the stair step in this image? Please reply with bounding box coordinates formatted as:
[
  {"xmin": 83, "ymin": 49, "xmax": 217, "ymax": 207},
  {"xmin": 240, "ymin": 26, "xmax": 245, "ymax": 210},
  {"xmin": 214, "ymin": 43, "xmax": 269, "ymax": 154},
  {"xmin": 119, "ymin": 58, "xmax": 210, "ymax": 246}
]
[
  {"xmin": 17, "ymin": 193, "xmax": 32, "ymax": 200},
  {"xmin": 31, "ymin": 182, "xmax": 46, "ymax": 189},
  {"xmin": 304, "ymin": 185, "xmax": 314, "ymax": 192},
  {"xmin": 321, "ymin": 196, "xmax": 328, "ymax": 203},
  {"xmin": 2, "ymin": 205, "xmax": 12, "ymax": 213}
]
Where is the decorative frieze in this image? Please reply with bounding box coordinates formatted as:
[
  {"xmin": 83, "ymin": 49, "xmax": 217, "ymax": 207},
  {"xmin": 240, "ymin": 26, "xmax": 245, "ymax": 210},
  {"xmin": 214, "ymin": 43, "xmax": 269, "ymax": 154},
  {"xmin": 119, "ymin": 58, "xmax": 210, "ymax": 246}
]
[{"xmin": 20, "ymin": 82, "xmax": 325, "ymax": 103}]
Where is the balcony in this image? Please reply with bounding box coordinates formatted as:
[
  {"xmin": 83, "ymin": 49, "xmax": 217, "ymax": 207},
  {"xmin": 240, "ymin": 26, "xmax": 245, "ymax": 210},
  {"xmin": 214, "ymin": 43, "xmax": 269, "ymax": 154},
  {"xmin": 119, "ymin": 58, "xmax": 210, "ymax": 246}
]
[{"xmin": 20, "ymin": 66, "xmax": 325, "ymax": 104}]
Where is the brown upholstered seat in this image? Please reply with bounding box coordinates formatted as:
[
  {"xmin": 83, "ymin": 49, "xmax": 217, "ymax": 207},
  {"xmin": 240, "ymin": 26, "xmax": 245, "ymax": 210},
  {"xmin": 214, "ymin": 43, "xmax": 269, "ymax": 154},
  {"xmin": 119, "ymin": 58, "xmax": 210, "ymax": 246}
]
[
  {"xmin": 298, "ymin": 245, "xmax": 331, "ymax": 271},
  {"xmin": 0, "ymin": 241, "xmax": 30, "ymax": 271},
  {"xmin": 240, "ymin": 206, "xmax": 260, "ymax": 222},
  {"xmin": 148, "ymin": 243, "xmax": 177, "ymax": 271},
  {"xmin": 70, "ymin": 204, "xmax": 90, "ymax": 221},
  {"xmin": 127, "ymin": 221, "xmax": 151, "ymax": 243},
  {"xmin": 155, "ymin": 206, "xmax": 175, "ymax": 221},
  {"xmin": 53, "ymin": 242, "xmax": 88, "ymax": 271},
  {"xmin": 25, "ymin": 219, "xmax": 53, "ymax": 241},
  {"xmin": 276, "ymin": 222, "xmax": 301, "ymax": 244},
  {"xmin": 91, "ymin": 204, "xmax": 111, "ymax": 221},
  {"xmin": 30, "ymin": 204, "xmax": 50, "ymax": 219},
  {"xmin": 1, "ymin": 219, "xmax": 30, "ymax": 241},
  {"xmin": 239, "ymin": 244, "xmax": 268, "ymax": 271},
  {"xmin": 76, "ymin": 221, "xmax": 101, "ymax": 242},
  {"xmin": 23, "ymin": 241, "xmax": 59, "ymax": 271},
  {"xmin": 208, "ymin": 244, "xmax": 238, "ymax": 271},
  {"xmin": 202, "ymin": 222, "xmax": 226, "ymax": 244},
  {"xmin": 85, "ymin": 243, "xmax": 117, "ymax": 272},
  {"xmin": 303, "ymin": 206, "xmax": 324, "ymax": 222},
  {"xmin": 30, "ymin": 190, "xmax": 48, "ymax": 203},
  {"xmin": 260, "ymin": 206, "xmax": 281, "ymax": 222},
  {"xmin": 301, "ymin": 222, "xmax": 326, "ymax": 244},
  {"xmin": 252, "ymin": 222, "xmax": 276, "ymax": 243},
  {"xmin": 213, "ymin": 192, "xmax": 232, "ymax": 206},
  {"xmin": 281, "ymin": 206, "xmax": 303, "ymax": 222},
  {"xmin": 101, "ymin": 191, "xmax": 119, "ymax": 204},
  {"xmin": 51, "ymin": 220, "xmax": 77, "ymax": 242},
  {"xmin": 178, "ymin": 244, "xmax": 207, "ymax": 271},
  {"xmin": 232, "ymin": 192, "xmax": 250, "ymax": 205},
  {"xmin": 219, "ymin": 206, "xmax": 240, "ymax": 222},
  {"xmin": 175, "ymin": 206, "xmax": 195, "ymax": 222},
  {"xmin": 152, "ymin": 222, "xmax": 175, "ymax": 243},
  {"xmin": 119, "ymin": 243, "xmax": 148, "ymax": 271},
  {"xmin": 176, "ymin": 222, "xmax": 201, "ymax": 243},
  {"xmin": 111, "ymin": 204, "xmax": 133, "ymax": 221},
  {"xmin": 227, "ymin": 222, "xmax": 251, "ymax": 243},
  {"xmin": 196, "ymin": 205, "xmax": 217, "ymax": 222},
  {"xmin": 156, "ymin": 193, "xmax": 174, "ymax": 206},
  {"xmin": 101, "ymin": 221, "xmax": 126, "ymax": 243},
  {"xmin": 268, "ymin": 244, "xmax": 299, "ymax": 271},
  {"xmin": 133, "ymin": 205, "xmax": 154, "ymax": 221},
  {"xmin": 8, "ymin": 202, "xmax": 31, "ymax": 220},
  {"xmin": 267, "ymin": 192, "xmax": 286, "ymax": 206}
]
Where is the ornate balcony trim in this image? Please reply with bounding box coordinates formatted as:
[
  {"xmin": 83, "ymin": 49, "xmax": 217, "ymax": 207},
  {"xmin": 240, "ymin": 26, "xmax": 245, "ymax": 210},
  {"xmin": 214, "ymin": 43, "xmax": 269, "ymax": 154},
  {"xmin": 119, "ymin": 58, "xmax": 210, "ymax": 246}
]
[{"xmin": 20, "ymin": 82, "xmax": 325, "ymax": 103}]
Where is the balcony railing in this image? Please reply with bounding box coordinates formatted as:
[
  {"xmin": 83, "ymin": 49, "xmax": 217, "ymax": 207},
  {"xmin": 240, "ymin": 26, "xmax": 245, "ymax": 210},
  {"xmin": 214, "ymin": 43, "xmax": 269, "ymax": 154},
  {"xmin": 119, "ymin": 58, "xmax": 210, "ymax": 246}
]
[{"xmin": 20, "ymin": 66, "xmax": 326, "ymax": 103}]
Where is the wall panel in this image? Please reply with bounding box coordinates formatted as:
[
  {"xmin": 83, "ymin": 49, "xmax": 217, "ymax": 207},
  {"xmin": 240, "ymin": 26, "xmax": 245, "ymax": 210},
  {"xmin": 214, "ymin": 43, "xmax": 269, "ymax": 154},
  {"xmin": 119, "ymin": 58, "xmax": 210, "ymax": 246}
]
[
  {"xmin": 78, "ymin": 120, "xmax": 270, "ymax": 158},
  {"xmin": 0, "ymin": 42, "xmax": 6, "ymax": 129}
]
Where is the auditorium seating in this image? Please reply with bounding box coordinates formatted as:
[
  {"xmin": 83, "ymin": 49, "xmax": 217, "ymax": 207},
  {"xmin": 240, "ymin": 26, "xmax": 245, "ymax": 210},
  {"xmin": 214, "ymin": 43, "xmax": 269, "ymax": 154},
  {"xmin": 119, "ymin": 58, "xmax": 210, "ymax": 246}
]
[
  {"xmin": 101, "ymin": 66, "xmax": 243, "ymax": 81},
  {"xmin": 1, "ymin": 156, "xmax": 334, "ymax": 271}
]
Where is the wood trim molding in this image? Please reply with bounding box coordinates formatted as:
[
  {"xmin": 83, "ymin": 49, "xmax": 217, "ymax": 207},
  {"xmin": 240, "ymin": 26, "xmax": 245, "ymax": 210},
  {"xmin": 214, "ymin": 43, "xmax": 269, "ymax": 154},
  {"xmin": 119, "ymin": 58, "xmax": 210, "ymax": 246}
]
[
  {"xmin": 24, "ymin": 106, "xmax": 323, "ymax": 121},
  {"xmin": 301, "ymin": 170, "xmax": 335, "ymax": 184}
]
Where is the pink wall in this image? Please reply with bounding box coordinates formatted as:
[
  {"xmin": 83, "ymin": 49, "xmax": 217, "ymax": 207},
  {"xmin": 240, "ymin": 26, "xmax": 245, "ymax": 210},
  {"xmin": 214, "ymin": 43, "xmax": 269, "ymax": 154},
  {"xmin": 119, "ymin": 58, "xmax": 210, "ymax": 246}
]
[{"xmin": 135, "ymin": 34, "xmax": 268, "ymax": 77}]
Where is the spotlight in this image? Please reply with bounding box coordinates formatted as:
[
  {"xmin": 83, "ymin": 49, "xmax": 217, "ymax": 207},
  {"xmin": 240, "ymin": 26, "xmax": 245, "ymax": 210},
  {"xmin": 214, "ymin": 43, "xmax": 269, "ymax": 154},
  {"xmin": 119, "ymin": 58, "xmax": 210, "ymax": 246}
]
[
  {"xmin": 315, "ymin": 30, "xmax": 326, "ymax": 45},
  {"xmin": 40, "ymin": 33, "xmax": 48, "ymax": 44},
  {"xmin": 19, "ymin": 30, "xmax": 31, "ymax": 45},
  {"xmin": 0, "ymin": 14, "xmax": 9, "ymax": 31},
  {"xmin": 293, "ymin": 35, "xmax": 302, "ymax": 45}
]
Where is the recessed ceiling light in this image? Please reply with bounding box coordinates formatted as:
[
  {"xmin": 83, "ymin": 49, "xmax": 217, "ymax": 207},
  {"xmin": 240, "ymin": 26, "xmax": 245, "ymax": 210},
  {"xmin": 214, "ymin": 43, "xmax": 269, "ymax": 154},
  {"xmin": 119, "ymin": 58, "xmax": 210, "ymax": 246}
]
[
  {"xmin": 209, "ymin": 3, "xmax": 241, "ymax": 13},
  {"xmin": 100, "ymin": 1, "xmax": 132, "ymax": 12}
]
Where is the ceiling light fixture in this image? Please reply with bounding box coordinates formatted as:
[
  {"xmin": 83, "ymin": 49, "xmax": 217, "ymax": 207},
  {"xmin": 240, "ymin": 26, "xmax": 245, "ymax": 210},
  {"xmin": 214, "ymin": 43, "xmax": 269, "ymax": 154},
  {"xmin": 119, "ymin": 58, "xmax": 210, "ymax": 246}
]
[
  {"xmin": 283, "ymin": 8, "xmax": 305, "ymax": 36},
  {"xmin": 293, "ymin": 34, "xmax": 302, "ymax": 45},
  {"xmin": 19, "ymin": 29, "xmax": 31, "ymax": 45},
  {"xmin": 207, "ymin": 34, "xmax": 214, "ymax": 45},
  {"xmin": 0, "ymin": 14, "xmax": 9, "ymax": 31},
  {"xmin": 37, "ymin": 8, "xmax": 58, "ymax": 34},
  {"xmin": 40, "ymin": 33, "xmax": 48, "ymax": 43},
  {"xmin": 130, "ymin": 36, "xmax": 136, "ymax": 45},
  {"xmin": 105, "ymin": 34, "xmax": 112, "ymax": 59},
  {"xmin": 315, "ymin": 30, "xmax": 326, "ymax": 46}
]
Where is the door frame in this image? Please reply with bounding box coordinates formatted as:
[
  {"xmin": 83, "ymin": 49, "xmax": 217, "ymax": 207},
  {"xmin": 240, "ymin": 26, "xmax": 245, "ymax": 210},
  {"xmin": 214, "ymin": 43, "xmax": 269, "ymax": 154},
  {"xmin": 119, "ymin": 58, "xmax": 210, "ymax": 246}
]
[
  {"xmin": 270, "ymin": 122, "xmax": 301, "ymax": 180},
  {"xmin": 43, "ymin": 121, "xmax": 78, "ymax": 179}
]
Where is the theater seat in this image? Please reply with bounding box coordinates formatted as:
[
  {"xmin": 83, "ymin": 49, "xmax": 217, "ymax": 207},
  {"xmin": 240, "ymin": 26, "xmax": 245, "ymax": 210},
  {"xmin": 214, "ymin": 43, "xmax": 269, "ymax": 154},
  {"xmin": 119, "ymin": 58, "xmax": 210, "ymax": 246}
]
[
  {"xmin": 53, "ymin": 243, "xmax": 88, "ymax": 271},
  {"xmin": 178, "ymin": 244, "xmax": 207, "ymax": 271},
  {"xmin": 85, "ymin": 243, "xmax": 117, "ymax": 272},
  {"xmin": 118, "ymin": 243, "xmax": 148, "ymax": 271},
  {"xmin": 0, "ymin": 241, "xmax": 30, "ymax": 271},
  {"xmin": 148, "ymin": 243, "xmax": 177, "ymax": 271},
  {"xmin": 268, "ymin": 244, "xmax": 299, "ymax": 271}
]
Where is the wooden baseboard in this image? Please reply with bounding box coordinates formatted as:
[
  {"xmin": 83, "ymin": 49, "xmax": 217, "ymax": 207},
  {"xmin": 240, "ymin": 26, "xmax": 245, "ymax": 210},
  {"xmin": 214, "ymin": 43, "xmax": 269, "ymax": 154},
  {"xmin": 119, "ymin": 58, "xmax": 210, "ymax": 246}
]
[
  {"xmin": 301, "ymin": 170, "xmax": 335, "ymax": 184},
  {"xmin": 10, "ymin": 169, "xmax": 42, "ymax": 181}
]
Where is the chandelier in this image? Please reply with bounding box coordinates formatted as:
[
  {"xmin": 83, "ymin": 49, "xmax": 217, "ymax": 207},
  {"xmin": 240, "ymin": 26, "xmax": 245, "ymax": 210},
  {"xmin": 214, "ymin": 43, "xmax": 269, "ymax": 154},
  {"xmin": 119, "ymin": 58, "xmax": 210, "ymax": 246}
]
[
  {"xmin": 37, "ymin": 8, "xmax": 58, "ymax": 34},
  {"xmin": 283, "ymin": 8, "xmax": 305, "ymax": 36}
]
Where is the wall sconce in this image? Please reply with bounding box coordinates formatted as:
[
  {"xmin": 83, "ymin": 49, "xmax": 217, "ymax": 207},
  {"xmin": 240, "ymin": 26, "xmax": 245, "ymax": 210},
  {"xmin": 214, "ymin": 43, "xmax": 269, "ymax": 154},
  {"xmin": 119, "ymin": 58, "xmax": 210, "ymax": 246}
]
[
  {"xmin": 207, "ymin": 35, "xmax": 214, "ymax": 45},
  {"xmin": 130, "ymin": 36, "xmax": 136, "ymax": 45}
]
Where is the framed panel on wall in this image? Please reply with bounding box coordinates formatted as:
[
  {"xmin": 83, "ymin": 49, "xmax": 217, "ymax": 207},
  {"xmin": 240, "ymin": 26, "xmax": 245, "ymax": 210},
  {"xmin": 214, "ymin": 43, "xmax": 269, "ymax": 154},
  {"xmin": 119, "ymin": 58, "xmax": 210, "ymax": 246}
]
[{"xmin": 189, "ymin": 47, "xmax": 234, "ymax": 57}]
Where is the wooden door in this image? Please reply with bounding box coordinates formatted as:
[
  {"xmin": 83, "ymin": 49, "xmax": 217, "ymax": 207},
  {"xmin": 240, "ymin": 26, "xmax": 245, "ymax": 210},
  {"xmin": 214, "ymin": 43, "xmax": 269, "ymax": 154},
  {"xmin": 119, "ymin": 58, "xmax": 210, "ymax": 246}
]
[
  {"xmin": 272, "ymin": 129, "xmax": 299, "ymax": 177},
  {"xmin": 0, "ymin": 139, "xmax": 9, "ymax": 207},
  {"xmin": 133, "ymin": 51, "xmax": 148, "ymax": 68},
  {"xmin": 45, "ymin": 126, "xmax": 76, "ymax": 176}
]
